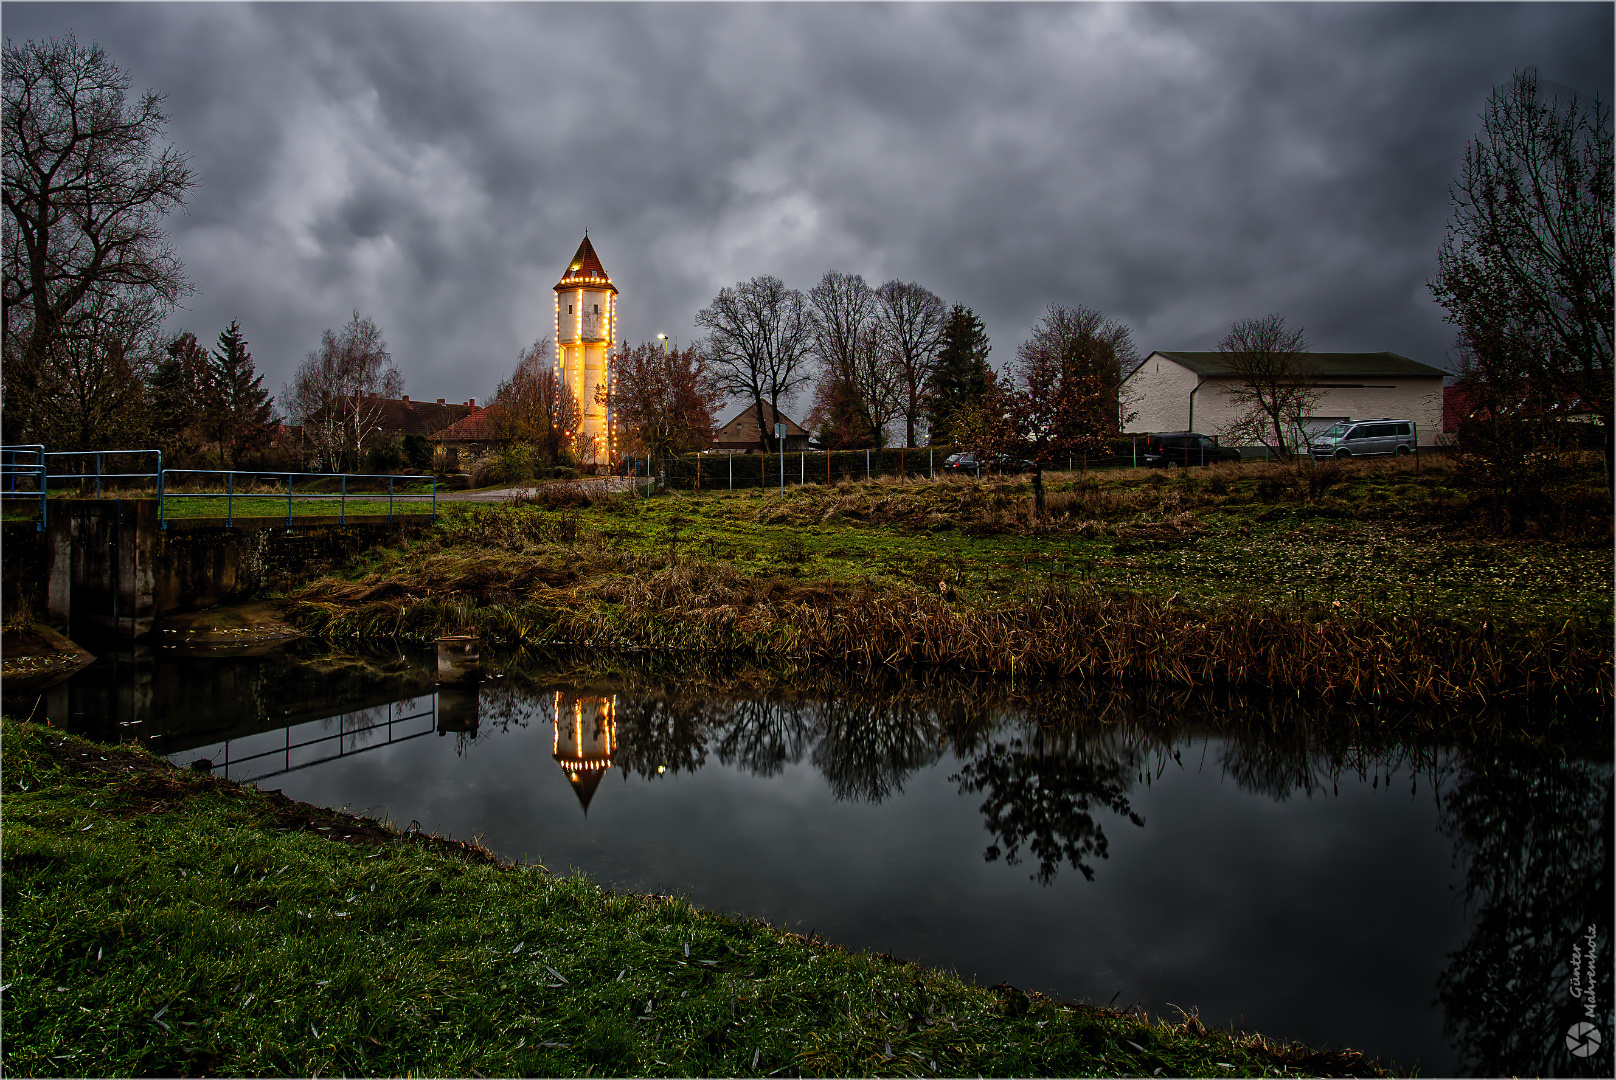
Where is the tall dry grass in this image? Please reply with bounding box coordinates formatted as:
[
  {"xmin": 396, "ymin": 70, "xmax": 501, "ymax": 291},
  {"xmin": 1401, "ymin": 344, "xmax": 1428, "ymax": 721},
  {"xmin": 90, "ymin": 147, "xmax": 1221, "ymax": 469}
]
[{"xmin": 287, "ymin": 561, "xmax": 1611, "ymax": 706}]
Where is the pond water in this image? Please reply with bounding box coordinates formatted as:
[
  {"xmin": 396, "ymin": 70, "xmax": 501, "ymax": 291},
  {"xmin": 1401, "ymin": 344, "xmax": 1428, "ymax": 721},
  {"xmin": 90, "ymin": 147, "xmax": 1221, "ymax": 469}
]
[{"xmin": 12, "ymin": 645, "xmax": 1612, "ymax": 1077}]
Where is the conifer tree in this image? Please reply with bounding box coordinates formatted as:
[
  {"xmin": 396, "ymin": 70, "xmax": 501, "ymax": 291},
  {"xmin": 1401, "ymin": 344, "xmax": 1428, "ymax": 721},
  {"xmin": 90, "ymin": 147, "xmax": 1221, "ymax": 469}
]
[
  {"xmin": 150, "ymin": 331, "xmax": 213, "ymax": 465},
  {"xmin": 205, "ymin": 319, "xmax": 275, "ymax": 467},
  {"xmin": 926, "ymin": 304, "xmax": 992, "ymax": 446}
]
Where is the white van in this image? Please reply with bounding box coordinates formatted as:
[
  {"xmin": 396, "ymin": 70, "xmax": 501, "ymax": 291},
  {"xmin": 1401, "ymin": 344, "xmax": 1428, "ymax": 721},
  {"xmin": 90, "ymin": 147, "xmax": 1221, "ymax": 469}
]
[{"xmin": 1308, "ymin": 419, "xmax": 1417, "ymax": 460}]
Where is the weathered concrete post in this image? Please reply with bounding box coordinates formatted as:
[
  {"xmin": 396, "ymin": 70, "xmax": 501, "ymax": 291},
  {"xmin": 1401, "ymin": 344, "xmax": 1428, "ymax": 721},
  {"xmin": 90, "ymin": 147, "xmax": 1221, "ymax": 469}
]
[
  {"xmin": 436, "ymin": 633, "xmax": 480, "ymax": 684},
  {"xmin": 435, "ymin": 632, "xmax": 481, "ymax": 736},
  {"xmin": 45, "ymin": 511, "xmax": 74, "ymax": 632}
]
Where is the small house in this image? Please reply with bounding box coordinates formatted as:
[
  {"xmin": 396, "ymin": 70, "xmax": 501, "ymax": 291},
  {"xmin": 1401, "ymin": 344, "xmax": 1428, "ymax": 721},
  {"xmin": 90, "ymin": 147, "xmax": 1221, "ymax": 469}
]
[{"xmin": 709, "ymin": 403, "xmax": 810, "ymax": 453}]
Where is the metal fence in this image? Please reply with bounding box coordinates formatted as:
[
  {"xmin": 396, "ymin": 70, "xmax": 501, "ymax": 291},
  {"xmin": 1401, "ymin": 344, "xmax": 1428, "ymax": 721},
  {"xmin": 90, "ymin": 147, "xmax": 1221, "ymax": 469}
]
[
  {"xmin": 158, "ymin": 469, "xmax": 437, "ymax": 528},
  {"xmin": 0, "ymin": 446, "xmax": 436, "ymax": 529},
  {"xmin": 0, "ymin": 445, "xmax": 47, "ymax": 530}
]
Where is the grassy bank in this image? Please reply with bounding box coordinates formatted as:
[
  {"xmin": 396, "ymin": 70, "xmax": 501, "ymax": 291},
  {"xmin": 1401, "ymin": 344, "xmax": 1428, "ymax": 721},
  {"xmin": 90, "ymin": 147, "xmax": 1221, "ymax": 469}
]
[
  {"xmin": 278, "ymin": 458, "xmax": 1612, "ymax": 708},
  {"xmin": 1, "ymin": 720, "xmax": 1387, "ymax": 1078}
]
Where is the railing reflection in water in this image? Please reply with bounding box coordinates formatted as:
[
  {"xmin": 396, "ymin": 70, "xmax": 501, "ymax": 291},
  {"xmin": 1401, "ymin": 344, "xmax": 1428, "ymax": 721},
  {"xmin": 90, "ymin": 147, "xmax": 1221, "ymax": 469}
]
[{"xmin": 169, "ymin": 695, "xmax": 440, "ymax": 784}]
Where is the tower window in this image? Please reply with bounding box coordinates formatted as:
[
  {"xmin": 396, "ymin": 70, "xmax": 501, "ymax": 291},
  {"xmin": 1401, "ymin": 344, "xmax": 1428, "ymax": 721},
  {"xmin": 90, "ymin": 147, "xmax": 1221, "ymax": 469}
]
[
  {"xmin": 593, "ymin": 304, "xmax": 600, "ymax": 315},
  {"xmin": 568, "ymin": 304, "xmax": 573, "ymax": 314}
]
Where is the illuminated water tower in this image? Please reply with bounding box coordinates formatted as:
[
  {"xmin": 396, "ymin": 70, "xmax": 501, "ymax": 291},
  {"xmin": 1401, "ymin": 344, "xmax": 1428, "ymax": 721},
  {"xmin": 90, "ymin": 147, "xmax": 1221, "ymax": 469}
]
[
  {"xmin": 553, "ymin": 236, "xmax": 617, "ymax": 464},
  {"xmin": 552, "ymin": 692, "xmax": 618, "ymax": 813}
]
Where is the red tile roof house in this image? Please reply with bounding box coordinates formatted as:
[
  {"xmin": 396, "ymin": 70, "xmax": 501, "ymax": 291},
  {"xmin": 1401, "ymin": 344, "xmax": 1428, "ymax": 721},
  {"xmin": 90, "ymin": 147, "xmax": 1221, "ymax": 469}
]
[
  {"xmin": 367, "ymin": 395, "xmax": 478, "ymax": 438},
  {"xmin": 426, "ymin": 403, "xmax": 498, "ymax": 471},
  {"xmin": 709, "ymin": 403, "xmax": 811, "ymax": 453}
]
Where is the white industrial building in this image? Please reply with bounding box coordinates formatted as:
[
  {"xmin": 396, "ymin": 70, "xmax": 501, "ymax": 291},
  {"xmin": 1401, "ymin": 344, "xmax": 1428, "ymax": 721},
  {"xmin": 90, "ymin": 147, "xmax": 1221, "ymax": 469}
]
[{"xmin": 1121, "ymin": 351, "xmax": 1448, "ymax": 447}]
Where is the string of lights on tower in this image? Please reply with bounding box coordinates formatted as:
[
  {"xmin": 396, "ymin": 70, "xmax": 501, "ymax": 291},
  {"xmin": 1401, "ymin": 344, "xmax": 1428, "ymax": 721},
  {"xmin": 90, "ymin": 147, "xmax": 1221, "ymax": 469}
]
[{"xmin": 552, "ymin": 236, "xmax": 618, "ymax": 464}]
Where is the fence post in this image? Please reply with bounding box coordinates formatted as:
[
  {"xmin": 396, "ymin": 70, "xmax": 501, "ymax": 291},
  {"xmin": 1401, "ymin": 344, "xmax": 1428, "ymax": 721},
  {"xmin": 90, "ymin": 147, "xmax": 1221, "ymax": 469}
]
[
  {"xmin": 95, "ymin": 453, "xmax": 102, "ymax": 498},
  {"xmin": 728, "ymin": 453, "xmax": 733, "ymax": 490},
  {"xmin": 930, "ymin": 447, "xmax": 934, "ymax": 479},
  {"xmin": 340, "ymin": 475, "xmax": 346, "ymax": 524},
  {"xmin": 227, "ymin": 471, "xmax": 234, "ymax": 526},
  {"xmin": 800, "ymin": 450, "xmax": 804, "ymax": 487},
  {"xmin": 865, "ymin": 448, "xmax": 870, "ymax": 480},
  {"xmin": 388, "ymin": 476, "xmax": 395, "ymax": 522},
  {"xmin": 286, "ymin": 474, "xmax": 294, "ymax": 525}
]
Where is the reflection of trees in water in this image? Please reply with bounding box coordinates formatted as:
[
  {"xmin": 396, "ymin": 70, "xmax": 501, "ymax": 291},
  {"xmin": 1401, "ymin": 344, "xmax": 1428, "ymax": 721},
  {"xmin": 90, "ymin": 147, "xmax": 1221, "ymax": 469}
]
[
  {"xmin": 1436, "ymin": 750, "xmax": 1612, "ymax": 1077},
  {"xmin": 476, "ymin": 680, "xmax": 545, "ymax": 736},
  {"xmin": 952, "ymin": 726, "xmax": 1147, "ymax": 884},
  {"xmin": 614, "ymin": 694, "xmax": 729, "ymax": 779},
  {"xmin": 712, "ymin": 699, "xmax": 816, "ymax": 778},
  {"xmin": 809, "ymin": 698, "xmax": 943, "ymax": 803}
]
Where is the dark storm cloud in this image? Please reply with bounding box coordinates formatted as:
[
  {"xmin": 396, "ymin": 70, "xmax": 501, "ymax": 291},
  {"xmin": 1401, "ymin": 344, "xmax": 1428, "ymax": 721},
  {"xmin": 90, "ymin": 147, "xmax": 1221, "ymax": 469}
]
[{"xmin": 5, "ymin": 2, "xmax": 1610, "ymax": 405}]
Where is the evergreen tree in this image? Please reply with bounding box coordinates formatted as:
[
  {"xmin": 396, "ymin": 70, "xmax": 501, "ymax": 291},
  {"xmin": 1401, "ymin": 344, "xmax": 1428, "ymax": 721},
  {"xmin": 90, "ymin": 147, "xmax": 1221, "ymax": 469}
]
[
  {"xmin": 150, "ymin": 331, "xmax": 213, "ymax": 465},
  {"xmin": 206, "ymin": 320, "xmax": 275, "ymax": 467},
  {"xmin": 926, "ymin": 304, "xmax": 992, "ymax": 446}
]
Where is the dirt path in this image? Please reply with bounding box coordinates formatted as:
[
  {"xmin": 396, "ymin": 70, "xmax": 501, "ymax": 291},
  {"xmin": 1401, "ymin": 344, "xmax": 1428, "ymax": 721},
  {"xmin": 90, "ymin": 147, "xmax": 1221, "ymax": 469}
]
[{"xmin": 434, "ymin": 476, "xmax": 637, "ymax": 502}]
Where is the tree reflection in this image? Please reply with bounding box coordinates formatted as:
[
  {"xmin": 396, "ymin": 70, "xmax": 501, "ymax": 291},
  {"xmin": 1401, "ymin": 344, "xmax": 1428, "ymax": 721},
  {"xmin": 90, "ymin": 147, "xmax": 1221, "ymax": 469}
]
[
  {"xmin": 612, "ymin": 693, "xmax": 721, "ymax": 778},
  {"xmin": 711, "ymin": 699, "xmax": 816, "ymax": 778},
  {"xmin": 952, "ymin": 727, "xmax": 1146, "ymax": 884},
  {"xmin": 810, "ymin": 698, "xmax": 943, "ymax": 803},
  {"xmin": 1436, "ymin": 749, "xmax": 1612, "ymax": 1077}
]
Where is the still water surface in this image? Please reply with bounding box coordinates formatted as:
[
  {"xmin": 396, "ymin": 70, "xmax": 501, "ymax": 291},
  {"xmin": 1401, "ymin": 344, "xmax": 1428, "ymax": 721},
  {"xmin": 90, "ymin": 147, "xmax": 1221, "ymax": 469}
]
[{"xmin": 17, "ymin": 645, "xmax": 1611, "ymax": 1077}]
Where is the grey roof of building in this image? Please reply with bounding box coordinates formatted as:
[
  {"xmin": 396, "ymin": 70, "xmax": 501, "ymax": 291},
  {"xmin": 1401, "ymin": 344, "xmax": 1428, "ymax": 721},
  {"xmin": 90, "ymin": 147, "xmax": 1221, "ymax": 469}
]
[{"xmin": 1146, "ymin": 351, "xmax": 1448, "ymax": 379}]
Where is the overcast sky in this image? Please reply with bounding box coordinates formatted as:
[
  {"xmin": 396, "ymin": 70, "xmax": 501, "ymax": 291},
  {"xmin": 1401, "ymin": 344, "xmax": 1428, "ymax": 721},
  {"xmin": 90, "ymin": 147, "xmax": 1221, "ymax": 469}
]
[{"xmin": 6, "ymin": 2, "xmax": 1612, "ymax": 412}]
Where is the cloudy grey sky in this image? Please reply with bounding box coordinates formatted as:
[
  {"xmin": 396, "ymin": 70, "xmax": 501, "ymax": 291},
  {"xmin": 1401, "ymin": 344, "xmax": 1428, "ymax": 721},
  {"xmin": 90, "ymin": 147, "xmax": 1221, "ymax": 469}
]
[{"xmin": 6, "ymin": 2, "xmax": 1611, "ymax": 410}]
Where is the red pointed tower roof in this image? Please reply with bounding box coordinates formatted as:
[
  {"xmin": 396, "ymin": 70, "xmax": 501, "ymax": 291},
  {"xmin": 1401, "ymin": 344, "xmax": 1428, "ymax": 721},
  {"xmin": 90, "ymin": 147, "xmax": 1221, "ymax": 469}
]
[{"xmin": 554, "ymin": 236, "xmax": 617, "ymax": 294}]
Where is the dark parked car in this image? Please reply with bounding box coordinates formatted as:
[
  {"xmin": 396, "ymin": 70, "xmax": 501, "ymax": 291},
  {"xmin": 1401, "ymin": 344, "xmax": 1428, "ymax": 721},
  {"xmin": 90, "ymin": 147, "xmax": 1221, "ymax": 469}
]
[
  {"xmin": 941, "ymin": 452, "xmax": 1039, "ymax": 476},
  {"xmin": 1140, "ymin": 432, "xmax": 1242, "ymax": 468}
]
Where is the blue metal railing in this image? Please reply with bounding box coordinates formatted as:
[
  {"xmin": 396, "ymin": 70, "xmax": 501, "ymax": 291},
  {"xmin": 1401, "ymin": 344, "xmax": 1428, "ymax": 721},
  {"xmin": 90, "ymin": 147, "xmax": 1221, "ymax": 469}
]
[
  {"xmin": 158, "ymin": 469, "xmax": 437, "ymax": 528},
  {"xmin": 42, "ymin": 449, "xmax": 164, "ymax": 497},
  {"xmin": 1, "ymin": 445, "xmax": 47, "ymax": 530},
  {"xmin": 1, "ymin": 447, "xmax": 437, "ymax": 530}
]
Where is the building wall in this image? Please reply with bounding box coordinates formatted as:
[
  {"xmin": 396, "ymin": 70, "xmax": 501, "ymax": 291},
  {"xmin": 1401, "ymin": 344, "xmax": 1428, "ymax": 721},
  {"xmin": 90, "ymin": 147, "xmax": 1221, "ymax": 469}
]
[
  {"xmin": 1200, "ymin": 377, "xmax": 1444, "ymax": 445},
  {"xmin": 1121, "ymin": 354, "xmax": 1201, "ymax": 432},
  {"xmin": 1124, "ymin": 354, "xmax": 1444, "ymax": 444}
]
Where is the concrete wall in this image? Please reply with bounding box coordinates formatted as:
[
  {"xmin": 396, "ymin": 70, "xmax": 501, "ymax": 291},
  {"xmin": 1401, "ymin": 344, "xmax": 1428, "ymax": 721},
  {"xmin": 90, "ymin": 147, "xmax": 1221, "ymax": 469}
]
[{"xmin": 2, "ymin": 501, "xmax": 429, "ymax": 640}]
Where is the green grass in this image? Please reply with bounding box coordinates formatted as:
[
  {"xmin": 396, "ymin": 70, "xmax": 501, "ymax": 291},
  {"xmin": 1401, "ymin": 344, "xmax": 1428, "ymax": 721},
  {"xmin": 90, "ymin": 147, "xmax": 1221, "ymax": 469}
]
[
  {"xmin": 269, "ymin": 459, "xmax": 1611, "ymax": 707},
  {"xmin": 1, "ymin": 720, "xmax": 1386, "ymax": 1077},
  {"xmin": 581, "ymin": 461, "xmax": 1609, "ymax": 626},
  {"xmin": 3, "ymin": 490, "xmax": 438, "ymax": 523},
  {"xmin": 158, "ymin": 494, "xmax": 436, "ymax": 520}
]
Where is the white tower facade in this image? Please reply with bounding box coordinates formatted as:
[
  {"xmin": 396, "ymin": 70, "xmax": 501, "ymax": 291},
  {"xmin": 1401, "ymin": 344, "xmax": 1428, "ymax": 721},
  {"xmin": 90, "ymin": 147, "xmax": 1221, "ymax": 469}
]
[{"xmin": 553, "ymin": 236, "xmax": 617, "ymax": 463}]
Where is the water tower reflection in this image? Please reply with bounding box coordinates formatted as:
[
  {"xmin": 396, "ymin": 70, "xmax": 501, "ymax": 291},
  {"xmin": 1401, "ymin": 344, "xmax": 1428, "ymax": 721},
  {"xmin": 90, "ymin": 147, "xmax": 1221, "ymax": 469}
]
[{"xmin": 552, "ymin": 692, "xmax": 617, "ymax": 812}]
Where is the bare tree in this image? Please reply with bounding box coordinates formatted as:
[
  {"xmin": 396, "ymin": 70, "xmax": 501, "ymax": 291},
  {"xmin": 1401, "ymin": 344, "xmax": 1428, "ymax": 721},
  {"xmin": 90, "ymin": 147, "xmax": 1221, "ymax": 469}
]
[
  {"xmin": 695, "ymin": 274, "xmax": 814, "ymax": 453},
  {"xmin": 1215, "ymin": 314, "xmax": 1317, "ymax": 462},
  {"xmin": 874, "ymin": 279, "xmax": 946, "ymax": 447},
  {"xmin": 2, "ymin": 34, "xmax": 195, "ymax": 445},
  {"xmin": 807, "ymin": 271, "xmax": 903, "ymax": 447},
  {"xmin": 489, "ymin": 339, "xmax": 581, "ymax": 464},
  {"xmin": 604, "ymin": 339, "xmax": 723, "ymax": 459},
  {"xmin": 283, "ymin": 312, "xmax": 403, "ymax": 471},
  {"xmin": 29, "ymin": 288, "xmax": 163, "ymax": 449},
  {"xmin": 1429, "ymin": 70, "xmax": 1613, "ymax": 473}
]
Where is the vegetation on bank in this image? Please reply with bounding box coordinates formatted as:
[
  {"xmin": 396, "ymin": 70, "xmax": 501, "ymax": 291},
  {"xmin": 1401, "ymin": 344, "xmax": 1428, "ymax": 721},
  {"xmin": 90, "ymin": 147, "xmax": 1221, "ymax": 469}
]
[
  {"xmin": 1, "ymin": 720, "xmax": 1390, "ymax": 1078},
  {"xmin": 279, "ymin": 457, "xmax": 1611, "ymax": 709}
]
